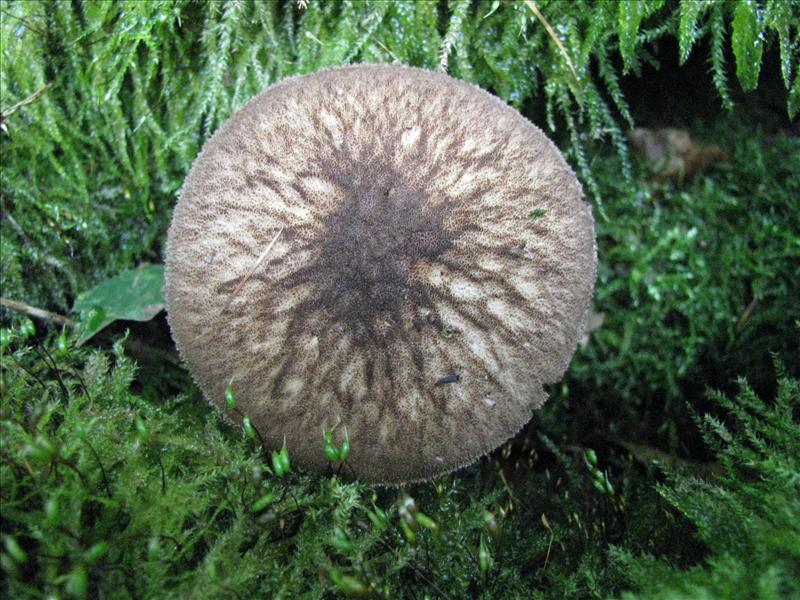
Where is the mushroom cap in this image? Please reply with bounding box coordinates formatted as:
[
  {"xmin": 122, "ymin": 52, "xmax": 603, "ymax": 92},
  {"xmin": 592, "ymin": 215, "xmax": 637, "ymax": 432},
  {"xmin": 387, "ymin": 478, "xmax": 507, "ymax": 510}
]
[{"xmin": 165, "ymin": 64, "xmax": 596, "ymax": 485}]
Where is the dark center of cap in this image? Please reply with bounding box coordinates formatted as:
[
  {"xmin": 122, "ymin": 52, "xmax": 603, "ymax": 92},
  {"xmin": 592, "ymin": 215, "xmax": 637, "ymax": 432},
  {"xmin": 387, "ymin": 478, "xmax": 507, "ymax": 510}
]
[{"xmin": 284, "ymin": 160, "xmax": 454, "ymax": 344}]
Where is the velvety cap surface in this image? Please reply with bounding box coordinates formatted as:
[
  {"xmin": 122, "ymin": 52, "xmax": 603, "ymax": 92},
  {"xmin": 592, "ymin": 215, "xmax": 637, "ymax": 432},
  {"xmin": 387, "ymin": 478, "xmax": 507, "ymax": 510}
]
[{"xmin": 165, "ymin": 63, "xmax": 596, "ymax": 484}]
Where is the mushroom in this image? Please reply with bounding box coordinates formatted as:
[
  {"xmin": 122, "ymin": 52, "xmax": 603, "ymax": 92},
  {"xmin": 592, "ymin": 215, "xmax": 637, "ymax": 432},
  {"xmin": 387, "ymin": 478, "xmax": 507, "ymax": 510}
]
[{"xmin": 164, "ymin": 64, "xmax": 596, "ymax": 485}]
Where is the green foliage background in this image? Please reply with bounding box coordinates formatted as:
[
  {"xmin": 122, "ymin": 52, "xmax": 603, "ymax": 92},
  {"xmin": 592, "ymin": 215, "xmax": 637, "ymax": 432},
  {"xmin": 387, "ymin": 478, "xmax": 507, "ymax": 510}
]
[{"xmin": 1, "ymin": 1, "xmax": 799, "ymax": 598}]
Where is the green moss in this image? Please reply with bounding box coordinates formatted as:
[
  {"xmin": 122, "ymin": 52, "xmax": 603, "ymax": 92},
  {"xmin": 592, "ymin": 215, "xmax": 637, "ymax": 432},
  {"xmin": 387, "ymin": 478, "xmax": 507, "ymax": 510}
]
[
  {"xmin": 614, "ymin": 361, "xmax": 800, "ymax": 600},
  {"xmin": 563, "ymin": 124, "xmax": 800, "ymax": 450},
  {"xmin": 0, "ymin": 333, "xmax": 519, "ymax": 597}
]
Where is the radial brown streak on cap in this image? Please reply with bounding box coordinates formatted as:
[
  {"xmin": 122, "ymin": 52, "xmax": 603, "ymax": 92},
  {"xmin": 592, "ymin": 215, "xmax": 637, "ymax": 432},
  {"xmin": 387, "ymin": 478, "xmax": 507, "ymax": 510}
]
[{"xmin": 164, "ymin": 63, "xmax": 597, "ymax": 485}]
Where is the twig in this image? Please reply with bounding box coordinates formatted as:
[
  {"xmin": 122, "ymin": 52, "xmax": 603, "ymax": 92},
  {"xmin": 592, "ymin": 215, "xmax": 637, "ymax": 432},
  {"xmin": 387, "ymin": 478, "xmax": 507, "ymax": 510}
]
[
  {"xmin": 223, "ymin": 227, "xmax": 284, "ymax": 311},
  {"xmin": 0, "ymin": 82, "xmax": 53, "ymax": 117},
  {"xmin": 587, "ymin": 435, "xmax": 722, "ymax": 476},
  {"xmin": 123, "ymin": 337, "xmax": 181, "ymax": 367},
  {"xmin": 523, "ymin": 0, "xmax": 578, "ymax": 81},
  {"xmin": 0, "ymin": 8, "xmax": 47, "ymax": 36},
  {"xmin": 1, "ymin": 297, "xmax": 75, "ymax": 327},
  {"xmin": 3, "ymin": 212, "xmax": 32, "ymax": 244},
  {"xmin": 0, "ymin": 82, "xmax": 53, "ymax": 133},
  {"xmin": 540, "ymin": 513, "xmax": 554, "ymax": 570},
  {"xmin": 497, "ymin": 467, "xmax": 519, "ymax": 508},
  {"xmin": 735, "ymin": 297, "xmax": 758, "ymax": 333},
  {"xmin": 373, "ymin": 37, "xmax": 400, "ymax": 62}
]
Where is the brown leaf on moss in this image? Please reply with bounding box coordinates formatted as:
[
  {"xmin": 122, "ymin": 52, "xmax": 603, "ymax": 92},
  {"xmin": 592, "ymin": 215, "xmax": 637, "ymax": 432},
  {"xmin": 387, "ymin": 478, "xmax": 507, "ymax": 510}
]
[{"xmin": 627, "ymin": 128, "xmax": 729, "ymax": 181}]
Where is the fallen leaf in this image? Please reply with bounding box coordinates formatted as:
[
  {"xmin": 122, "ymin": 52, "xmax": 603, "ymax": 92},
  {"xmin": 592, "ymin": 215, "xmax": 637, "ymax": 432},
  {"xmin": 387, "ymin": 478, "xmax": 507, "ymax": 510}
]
[{"xmin": 627, "ymin": 127, "xmax": 729, "ymax": 181}]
